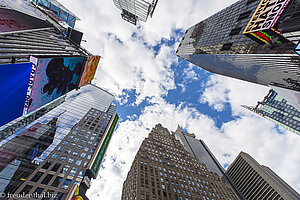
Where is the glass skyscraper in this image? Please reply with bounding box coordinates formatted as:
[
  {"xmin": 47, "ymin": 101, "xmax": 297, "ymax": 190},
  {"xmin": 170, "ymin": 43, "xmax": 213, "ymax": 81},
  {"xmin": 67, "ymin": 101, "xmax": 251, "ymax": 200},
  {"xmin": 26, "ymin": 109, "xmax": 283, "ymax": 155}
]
[
  {"xmin": 0, "ymin": 84, "xmax": 118, "ymax": 199},
  {"xmin": 176, "ymin": 0, "xmax": 300, "ymax": 97},
  {"xmin": 112, "ymin": 0, "xmax": 158, "ymax": 25},
  {"xmin": 242, "ymin": 89, "xmax": 300, "ymax": 136}
]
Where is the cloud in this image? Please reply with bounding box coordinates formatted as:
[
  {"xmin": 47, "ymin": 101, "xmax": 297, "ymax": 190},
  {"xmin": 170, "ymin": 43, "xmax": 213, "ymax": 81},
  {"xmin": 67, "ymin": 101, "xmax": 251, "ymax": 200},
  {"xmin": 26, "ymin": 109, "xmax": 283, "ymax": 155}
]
[
  {"xmin": 200, "ymin": 74, "xmax": 270, "ymax": 114},
  {"xmin": 59, "ymin": 0, "xmax": 300, "ymax": 198}
]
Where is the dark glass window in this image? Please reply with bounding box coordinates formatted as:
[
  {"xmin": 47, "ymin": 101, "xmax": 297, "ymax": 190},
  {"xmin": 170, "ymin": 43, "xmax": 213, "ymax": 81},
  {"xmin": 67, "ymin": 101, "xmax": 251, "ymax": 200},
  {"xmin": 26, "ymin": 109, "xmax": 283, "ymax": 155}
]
[
  {"xmin": 31, "ymin": 172, "xmax": 44, "ymax": 182},
  {"xmin": 221, "ymin": 43, "xmax": 233, "ymax": 51},
  {"xmin": 51, "ymin": 163, "xmax": 61, "ymax": 172},
  {"xmin": 42, "ymin": 161, "xmax": 53, "ymax": 169},
  {"xmin": 20, "ymin": 185, "xmax": 33, "ymax": 194},
  {"xmin": 229, "ymin": 27, "xmax": 242, "ymax": 36},
  {"xmin": 41, "ymin": 174, "xmax": 54, "ymax": 185},
  {"xmin": 237, "ymin": 10, "xmax": 252, "ymax": 21},
  {"xmin": 51, "ymin": 177, "xmax": 63, "ymax": 187},
  {"xmin": 33, "ymin": 187, "xmax": 44, "ymax": 195}
]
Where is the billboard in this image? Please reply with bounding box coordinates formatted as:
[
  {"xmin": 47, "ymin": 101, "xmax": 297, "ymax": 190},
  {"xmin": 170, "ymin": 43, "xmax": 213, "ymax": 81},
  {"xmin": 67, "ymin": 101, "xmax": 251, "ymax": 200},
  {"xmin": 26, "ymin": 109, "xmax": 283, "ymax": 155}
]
[
  {"xmin": 294, "ymin": 41, "xmax": 300, "ymax": 56},
  {"xmin": 0, "ymin": 8, "xmax": 50, "ymax": 33},
  {"xmin": 79, "ymin": 56, "xmax": 101, "ymax": 87},
  {"xmin": 24, "ymin": 56, "xmax": 86, "ymax": 115},
  {"xmin": 88, "ymin": 113, "xmax": 119, "ymax": 179},
  {"xmin": 0, "ymin": 63, "xmax": 32, "ymax": 127},
  {"xmin": 243, "ymin": 0, "xmax": 291, "ymax": 34}
]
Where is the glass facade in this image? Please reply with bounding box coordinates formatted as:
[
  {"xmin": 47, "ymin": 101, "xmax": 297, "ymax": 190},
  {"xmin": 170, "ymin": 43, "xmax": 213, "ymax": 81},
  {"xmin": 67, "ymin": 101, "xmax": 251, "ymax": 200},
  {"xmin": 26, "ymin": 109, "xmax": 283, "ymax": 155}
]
[
  {"xmin": 0, "ymin": 84, "xmax": 118, "ymax": 199},
  {"xmin": 113, "ymin": 0, "xmax": 158, "ymax": 23},
  {"xmin": 243, "ymin": 89, "xmax": 300, "ymax": 136},
  {"xmin": 176, "ymin": 0, "xmax": 300, "ymax": 93}
]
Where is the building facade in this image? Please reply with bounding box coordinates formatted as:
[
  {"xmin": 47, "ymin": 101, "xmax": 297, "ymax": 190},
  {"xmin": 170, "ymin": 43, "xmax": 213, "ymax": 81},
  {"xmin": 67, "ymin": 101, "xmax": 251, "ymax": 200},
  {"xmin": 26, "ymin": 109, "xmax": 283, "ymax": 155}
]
[
  {"xmin": 112, "ymin": 0, "xmax": 158, "ymax": 25},
  {"xmin": 242, "ymin": 89, "xmax": 300, "ymax": 136},
  {"xmin": 174, "ymin": 126, "xmax": 244, "ymax": 199},
  {"xmin": 176, "ymin": 0, "xmax": 300, "ymax": 94},
  {"xmin": 122, "ymin": 124, "xmax": 241, "ymax": 200},
  {"xmin": 0, "ymin": 84, "xmax": 118, "ymax": 199},
  {"xmin": 226, "ymin": 152, "xmax": 300, "ymax": 200}
]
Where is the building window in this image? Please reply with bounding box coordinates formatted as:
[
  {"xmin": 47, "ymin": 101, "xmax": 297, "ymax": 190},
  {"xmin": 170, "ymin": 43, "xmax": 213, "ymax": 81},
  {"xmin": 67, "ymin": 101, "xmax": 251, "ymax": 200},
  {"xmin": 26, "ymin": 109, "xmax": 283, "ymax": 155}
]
[
  {"xmin": 33, "ymin": 187, "xmax": 43, "ymax": 195},
  {"xmin": 51, "ymin": 177, "xmax": 63, "ymax": 187},
  {"xmin": 41, "ymin": 174, "xmax": 53, "ymax": 185},
  {"xmin": 61, "ymin": 165, "xmax": 70, "ymax": 174},
  {"xmin": 51, "ymin": 163, "xmax": 61, "ymax": 172},
  {"xmin": 237, "ymin": 10, "xmax": 252, "ymax": 21},
  {"xmin": 221, "ymin": 43, "xmax": 233, "ymax": 51},
  {"xmin": 20, "ymin": 185, "xmax": 33, "ymax": 194},
  {"xmin": 61, "ymin": 179, "xmax": 72, "ymax": 189},
  {"xmin": 229, "ymin": 27, "xmax": 242, "ymax": 36},
  {"xmin": 42, "ymin": 161, "xmax": 53, "ymax": 169}
]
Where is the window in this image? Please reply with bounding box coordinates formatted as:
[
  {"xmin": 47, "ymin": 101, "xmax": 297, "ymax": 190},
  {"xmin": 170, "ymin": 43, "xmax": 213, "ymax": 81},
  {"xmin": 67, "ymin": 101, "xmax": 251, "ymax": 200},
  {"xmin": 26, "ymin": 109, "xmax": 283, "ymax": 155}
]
[
  {"xmin": 75, "ymin": 160, "xmax": 82, "ymax": 166},
  {"xmin": 229, "ymin": 27, "xmax": 242, "ymax": 36},
  {"xmin": 78, "ymin": 170, "xmax": 85, "ymax": 178},
  {"xmin": 221, "ymin": 43, "xmax": 233, "ymax": 51},
  {"xmin": 59, "ymin": 155, "xmax": 67, "ymax": 161},
  {"xmin": 67, "ymin": 158, "xmax": 74, "ymax": 164},
  {"xmin": 31, "ymin": 172, "xmax": 43, "ymax": 182},
  {"xmin": 62, "ymin": 141, "xmax": 69, "ymax": 146},
  {"xmin": 20, "ymin": 185, "xmax": 33, "ymax": 194},
  {"xmin": 73, "ymin": 151, "xmax": 79, "ymax": 156},
  {"xmin": 42, "ymin": 161, "xmax": 53, "ymax": 169},
  {"xmin": 51, "ymin": 177, "xmax": 63, "ymax": 187},
  {"xmin": 69, "ymin": 167, "xmax": 78, "ymax": 177},
  {"xmin": 80, "ymin": 152, "xmax": 86, "ymax": 158},
  {"xmin": 61, "ymin": 165, "xmax": 70, "ymax": 174},
  {"xmin": 57, "ymin": 146, "xmax": 64, "ymax": 152},
  {"xmin": 51, "ymin": 163, "xmax": 61, "ymax": 172},
  {"xmin": 41, "ymin": 174, "xmax": 53, "ymax": 185},
  {"xmin": 33, "ymin": 187, "xmax": 43, "ymax": 195},
  {"xmin": 237, "ymin": 10, "xmax": 251, "ymax": 21},
  {"xmin": 51, "ymin": 153, "xmax": 58, "ymax": 159},
  {"xmin": 61, "ymin": 179, "xmax": 72, "ymax": 189}
]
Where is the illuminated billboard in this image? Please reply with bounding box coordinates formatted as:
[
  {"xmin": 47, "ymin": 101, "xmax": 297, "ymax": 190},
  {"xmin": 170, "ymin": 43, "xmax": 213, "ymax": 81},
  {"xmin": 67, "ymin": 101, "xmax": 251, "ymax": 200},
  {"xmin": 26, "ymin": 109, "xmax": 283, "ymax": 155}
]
[
  {"xmin": 0, "ymin": 8, "xmax": 50, "ymax": 33},
  {"xmin": 79, "ymin": 56, "xmax": 101, "ymax": 87},
  {"xmin": 24, "ymin": 56, "xmax": 86, "ymax": 115},
  {"xmin": 0, "ymin": 63, "xmax": 32, "ymax": 127},
  {"xmin": 88, "ymin": 113, "xmax": 119, "ymax": 179},
  {"xmin": 243, "ymin": 0, "xmax": 291, "ymax": 34}
]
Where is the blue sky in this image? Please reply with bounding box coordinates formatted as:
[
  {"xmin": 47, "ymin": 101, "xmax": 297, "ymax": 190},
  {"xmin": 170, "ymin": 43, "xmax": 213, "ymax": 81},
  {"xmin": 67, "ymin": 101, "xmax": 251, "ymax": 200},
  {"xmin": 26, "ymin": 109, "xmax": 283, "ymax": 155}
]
[{"xmin": 60, "ymin": 0, "xmax": 300, "ymax": 199}]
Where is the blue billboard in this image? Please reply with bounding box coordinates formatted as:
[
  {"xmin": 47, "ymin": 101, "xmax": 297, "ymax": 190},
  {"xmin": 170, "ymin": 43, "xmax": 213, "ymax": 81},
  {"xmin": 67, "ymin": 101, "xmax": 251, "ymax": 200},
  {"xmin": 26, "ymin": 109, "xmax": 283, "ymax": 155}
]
[{"xmin": 0, "ymin": 63, "xmax": 32, "ymax": 127}]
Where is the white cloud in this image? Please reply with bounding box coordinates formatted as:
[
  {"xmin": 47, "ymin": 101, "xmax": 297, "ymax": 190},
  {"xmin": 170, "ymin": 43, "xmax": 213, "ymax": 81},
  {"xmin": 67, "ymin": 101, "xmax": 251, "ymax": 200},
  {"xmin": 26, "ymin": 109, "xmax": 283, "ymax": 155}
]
[
  {"xmin": 59, "ymin": 0, "xmax": 300, "ymax": 198},
  {"xmin": 200, "ymin": 74, "xmax": 270, "ymax": 115}
]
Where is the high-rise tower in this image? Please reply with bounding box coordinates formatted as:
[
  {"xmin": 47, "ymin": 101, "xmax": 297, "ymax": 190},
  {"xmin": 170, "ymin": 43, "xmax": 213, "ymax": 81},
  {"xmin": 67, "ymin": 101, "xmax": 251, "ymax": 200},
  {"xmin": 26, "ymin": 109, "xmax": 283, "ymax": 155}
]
[
  {"xmin": 226, "ymin": 152, "xmax": 300, "ymax": 200},
  {"xmin": 242, "ymin": 89, "xmax": 300, "ymax": 136},
  {"xmin": 0, "ymin": 84, "xmax": 118, "ymax": 200},
  {"xmin": 122, "ymin": 124, "xmax": 241, "ymax": 200},
  {"xmin": 176, "ymin": 0, "xmax": 300, "ymax": 100},
  {"xmin": 112, "ymin": 0, "xmax": 158, "ymax": 25}
]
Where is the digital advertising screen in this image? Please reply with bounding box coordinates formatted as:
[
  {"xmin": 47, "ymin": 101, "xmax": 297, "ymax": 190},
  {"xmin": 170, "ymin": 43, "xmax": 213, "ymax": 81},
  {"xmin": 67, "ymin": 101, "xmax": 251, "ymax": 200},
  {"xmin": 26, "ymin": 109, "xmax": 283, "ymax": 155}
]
[
  {"xmin": 0, "ymin": 8, "xmax": 50, "ymax": 33},
  {"xmin": 243, "ymin": 0, "xmax": 291, "ymax": 34},
  {"xmin": 79, "ymin": 56, "xmax": 101, "ymax": 87},
  {"xmin": 24, "ymin": 56, "xmax": 86, "ymax": 115},
  {"xmin": 0, "ymin": 63, "xmax": 32, "ymax": 127}
]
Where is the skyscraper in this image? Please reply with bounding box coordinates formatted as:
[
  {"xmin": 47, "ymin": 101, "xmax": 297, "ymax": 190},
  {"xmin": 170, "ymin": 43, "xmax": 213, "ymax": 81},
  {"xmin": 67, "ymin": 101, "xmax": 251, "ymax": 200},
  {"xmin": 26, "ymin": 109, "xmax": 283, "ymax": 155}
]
[
  {"xmin": 112, "ymin": 0, "xmax": 158, "ymax": 25},
  {"xmin": 242, "ymin": 89, "xmax": 300, "ymax": 136},
  {"xmin": 226, "ymin": 152, "xmax": 300, "ymax": 200},
  {"xmin": 122, "ymin": 124, "xmax": 241, "ymax": 200},
  {"xmin": 176, "ymin": 0, "xmax": 300, "ymax": 94},
  {"xmin": 0, "ymin": 84, "xmax": 118, "ymax": 200},
  {"xmin": 174, "ymin": 126, "xmax": 244, "ymax": 199}
]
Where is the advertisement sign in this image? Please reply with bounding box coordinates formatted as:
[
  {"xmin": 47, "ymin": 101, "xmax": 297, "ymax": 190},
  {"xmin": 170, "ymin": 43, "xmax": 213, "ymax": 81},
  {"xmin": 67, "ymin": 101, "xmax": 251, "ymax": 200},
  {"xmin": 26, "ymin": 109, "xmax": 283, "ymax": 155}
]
[
  {"xmin": 79, "ymin": 56, "xmax": 101, "ymax": 87},
  {"xmin": 245, "ymin": 28, "xmax": 289, "ymax": 45},
  {"xmin": 294, "ymin": 41, "xmax": 300, "ymax": 56},
  {"xmin": 0, "ymin": 8, "xmax": 50, "ymax": 33},
  {"xmin": 0, "ymin": 63, "xmax": 32, "ymax": 127},
  {"xmin": 23, "ymin": 56, "xmax": 86, "ymax": 115},
  {"xmin": 243, "ymin": 0, "xmax": 291, "ymax": 34},
  {"xmin": 88, "ymin": 114, "xmax": 119, "ymax": 178}
]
